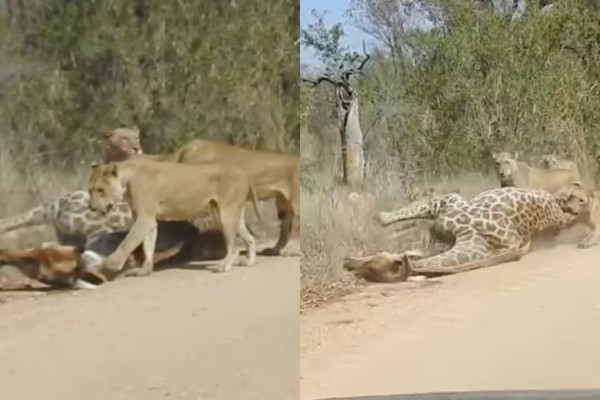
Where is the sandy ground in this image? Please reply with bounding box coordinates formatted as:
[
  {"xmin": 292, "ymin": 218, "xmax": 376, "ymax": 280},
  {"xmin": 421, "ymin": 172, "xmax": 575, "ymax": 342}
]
[
  {"xmin": 0, "ymin": 247, "xmax": 299, "ymax": 400},
  {"xmin": 300, "ymin": 238, "xmax": 600, "ymax": 399}
]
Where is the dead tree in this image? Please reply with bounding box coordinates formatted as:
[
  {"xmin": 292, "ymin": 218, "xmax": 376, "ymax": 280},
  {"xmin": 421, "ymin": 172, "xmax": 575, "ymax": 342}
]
[{"xmin": 301, "ymin": 48, "xmax": 371, "ymax": 189}]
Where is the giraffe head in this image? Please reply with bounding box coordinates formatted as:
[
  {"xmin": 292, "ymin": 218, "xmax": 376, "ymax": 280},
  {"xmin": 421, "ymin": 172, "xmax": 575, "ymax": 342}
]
[{"xmin": 343, "ymin": 250, "xmax": 424, "ymax": 283}]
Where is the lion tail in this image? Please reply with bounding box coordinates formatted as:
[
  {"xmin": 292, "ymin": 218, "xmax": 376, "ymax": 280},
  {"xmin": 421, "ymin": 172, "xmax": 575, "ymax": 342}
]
[{"xmin": 247, "ymin": 184, "xmax": 276, "ymax": 229}]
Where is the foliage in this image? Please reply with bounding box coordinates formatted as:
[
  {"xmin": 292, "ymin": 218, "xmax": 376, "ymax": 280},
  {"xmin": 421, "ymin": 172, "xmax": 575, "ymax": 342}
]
[
  {"xmin": 300, "ymin": 9, "xmax": 348, "ymax": 73},
  {"xmin": 0, "ymin": 0, "xmax": 299, "ymax": 168},
  {"xmin": 302, "ymin": 1, "xmax": 600, "ymax": 177}
]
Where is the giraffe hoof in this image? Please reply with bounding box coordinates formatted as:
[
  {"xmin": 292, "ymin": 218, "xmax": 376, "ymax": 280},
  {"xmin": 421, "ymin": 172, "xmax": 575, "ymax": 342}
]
[
  {"xmin": 404, "ymin": 249, "xmax": 425, "ymax": 259},
  {"xmin": 72, "ymin": 279, "xmax": 99, "ymax": 290}
]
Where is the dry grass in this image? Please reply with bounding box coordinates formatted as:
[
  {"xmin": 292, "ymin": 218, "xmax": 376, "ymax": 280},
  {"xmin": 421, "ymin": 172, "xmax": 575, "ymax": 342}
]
[
  {"xmin": 0, "ymin": 151, "xmax": 89, "ymax": 247},
  {"xmin": 0, "ymin": 148, "xmax": 91, "ymax": 289}
]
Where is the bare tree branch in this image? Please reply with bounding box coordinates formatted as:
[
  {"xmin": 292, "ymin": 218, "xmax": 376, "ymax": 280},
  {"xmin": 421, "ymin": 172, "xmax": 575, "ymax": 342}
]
[
  {"xmin": 301, "ymin": 45, "xmax": 371, "ymax": 189},
  {"xmin": 300, "ymin": 76, "xmax": 338, "ymax": 88},
  {"xmin": 301, "ymin": 45, "xmax": 370, "ymax": 95}
]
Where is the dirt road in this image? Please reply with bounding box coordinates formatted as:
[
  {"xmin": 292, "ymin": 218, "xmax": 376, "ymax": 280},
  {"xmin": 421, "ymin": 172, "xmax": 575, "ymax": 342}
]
[
  {"xmin": 0, "ymin": 253, "xmax": 299, "ymax": 400},
  {"xmin": 301, "ymin": 243, "xmax": 600, "ymax": 399}
]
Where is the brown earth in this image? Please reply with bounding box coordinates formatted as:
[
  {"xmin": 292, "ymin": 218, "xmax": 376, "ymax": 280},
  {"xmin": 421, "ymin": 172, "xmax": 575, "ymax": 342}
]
[
  {"xmin": 300, "ymin": 230, "xmax": 600, "ymax": 399},
  {"xmin": 0, "ymin": 241, "xmax": 299, "ymax": 400}
]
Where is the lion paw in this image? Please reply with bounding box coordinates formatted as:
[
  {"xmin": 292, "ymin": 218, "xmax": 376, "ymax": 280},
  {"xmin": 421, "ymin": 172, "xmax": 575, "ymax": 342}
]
[
  {"xmin": 235, "ymin": 259, "xmax": 252, "ymax": 267},
  {"xmin": 122, "ymin": 268, "xmax": 152, "ymax": 278},
  {"xmin": 377, "ymin": 212, "xmax": 392, "ymax": 225},
  {"xmin": 104, "ymin": 256, "xmax": 123, "ymax": 272}
]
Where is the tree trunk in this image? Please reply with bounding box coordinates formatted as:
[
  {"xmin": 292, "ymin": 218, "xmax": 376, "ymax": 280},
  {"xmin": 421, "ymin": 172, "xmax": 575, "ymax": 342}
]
[{"xmin": 338, "ymin": 92, "xmax": 365, "ymax": 189}]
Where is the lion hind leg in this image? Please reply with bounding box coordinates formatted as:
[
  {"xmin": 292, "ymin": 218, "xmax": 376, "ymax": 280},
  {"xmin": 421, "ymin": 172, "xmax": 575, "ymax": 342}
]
[
  {"xmin": 262, "ymin": 193, "xmax": 293, "ymax": 256},
  {"xmin": 235, "ymin": 208, "xmax": 256, "ymax": 267}
]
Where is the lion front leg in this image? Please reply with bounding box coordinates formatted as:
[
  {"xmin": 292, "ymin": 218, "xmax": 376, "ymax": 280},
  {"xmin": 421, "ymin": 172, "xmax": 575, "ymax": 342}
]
[
  {"xmin": 122, "ymin": 222, "xmax": 158, "ymax": 277},
  {"xmin": 235, "ymin": 209, "xmax": 256, "ymax": 267},
  {"xmin": 104, "ymin": 217, "xmax": 157, "ymax": 274},
  {"xmin": 577, "ymin": 226, "xmax": 600, "ymax": 249}
]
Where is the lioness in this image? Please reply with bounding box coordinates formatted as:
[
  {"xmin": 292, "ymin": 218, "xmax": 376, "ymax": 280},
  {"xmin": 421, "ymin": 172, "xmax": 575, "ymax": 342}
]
[
  {"xmin": 88, "ymin": 158, "xmax": 267, "ymax": 276},
  {"xmin": 558, "ymin": 182, "xmax": 600, "ymax": 249},
  {"xmin": 102, "ymin": 127, "xmax": 143, "ymax": 162},
  {"xmin": 172, "ymin": 139, "xmax": 300, "ymax": 256},
  {"xmin": 540, "ymin": 154, "xmax": 581, "ymax": 180},
  {"xmin": 492, "ymin": 152, "xmax": 578, "ymax": 193}
]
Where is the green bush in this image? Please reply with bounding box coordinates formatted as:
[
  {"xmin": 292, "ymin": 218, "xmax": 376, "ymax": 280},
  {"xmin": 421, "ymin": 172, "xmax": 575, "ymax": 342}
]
[
  {"xmin": 302, "ymin": 1, "xmax": 600, "ymax": 177},
  {"xmin": 0, "ymin": 0, "xmax": 299, "ymax": 170}
]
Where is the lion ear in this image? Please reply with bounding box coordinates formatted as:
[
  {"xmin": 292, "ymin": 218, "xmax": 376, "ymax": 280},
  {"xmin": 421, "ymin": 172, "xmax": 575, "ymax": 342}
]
[
  {"xmin": 90, "ymin": 162, "xmax": 100, "ymax": 171},
  {"xmin": 513, "ymin": 152, "xmax": 519, "ymax": 160},
  {"xmin": 131, "ymin": 126, "xmax": 140, "ymax": 136},
  {"xmin": 572, "ymin": 181, "xmax": 583, "ymax": 188},
  {"xmin": 99, "ymin": 130, "xmax": 113, "ymax": 142},
  {"xmin": 104, "ymin": 162, "xmax": 119, "ymax": 177}
]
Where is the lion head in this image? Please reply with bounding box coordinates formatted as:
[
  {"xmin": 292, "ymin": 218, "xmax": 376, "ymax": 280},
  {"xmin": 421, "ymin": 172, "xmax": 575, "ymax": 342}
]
[
  {"xmin": 541, "ymin": 154, "xmax": 560, "ymax": 169},
  {"xmin": 559, "ymin": 182, "xmax": 592, "ymax": 217},
  {"xmin": 88, "ymin": 162, "xmax": 124, "ymax": 215},
  {"xmin": 102, "ymin": 127, "xmax": 143, "ymax": 162},
  {"xmin": 492, "ymin": 152, "xmax": 519, "ymax": 186}
]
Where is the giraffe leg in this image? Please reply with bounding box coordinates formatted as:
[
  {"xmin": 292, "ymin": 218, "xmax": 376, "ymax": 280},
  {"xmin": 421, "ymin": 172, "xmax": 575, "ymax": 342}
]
[
  {"xmin": 377, "ymin": 193, "xmax": 466, "ymax": 226},
  {"xmin": 406, "ymin": 234, "xmax": 530, "ymax": 276}
]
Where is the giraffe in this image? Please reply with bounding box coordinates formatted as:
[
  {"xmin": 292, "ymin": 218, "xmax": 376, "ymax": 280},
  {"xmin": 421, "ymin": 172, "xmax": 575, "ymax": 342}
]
[{"xmin": 344, "ymin": 187, "xmax": 579, "ymax": 283}]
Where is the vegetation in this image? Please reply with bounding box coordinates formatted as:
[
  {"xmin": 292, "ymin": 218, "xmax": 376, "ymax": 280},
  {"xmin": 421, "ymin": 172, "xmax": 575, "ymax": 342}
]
[
  {"xmin": 0, "ymin": 0, "xmax": 299, "ymax": 170},
  {"xmin": 300, "ymin": 0, "xmax": 600, "ymax": 300},
  {"xmin": 0, "ymin": 0, "xmax": 298, "ymax": 257}
]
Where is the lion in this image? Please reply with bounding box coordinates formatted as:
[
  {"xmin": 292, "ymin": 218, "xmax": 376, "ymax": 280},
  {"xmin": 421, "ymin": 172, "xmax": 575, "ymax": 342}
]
[
  {"xmin": 345, "ymin": 187, "xmax": 579, "ymax": 283},
  {"xmin": 87, "ymin": 158, "xmax": 269, "ymax": 277},
  {"xmin": 540, "ymin": 154, "xmax": 581, "ymax": 180},
  {"xmin": 557, "ymin": 182, "xmax": 600, "ymax": 249},
  {"xmin": 492, "ymin": 151, "xmax": 578, "ymax": 194},
  {"xmin": 171, "ymin": 139, "xmax": 300, "ymax": 256}
]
